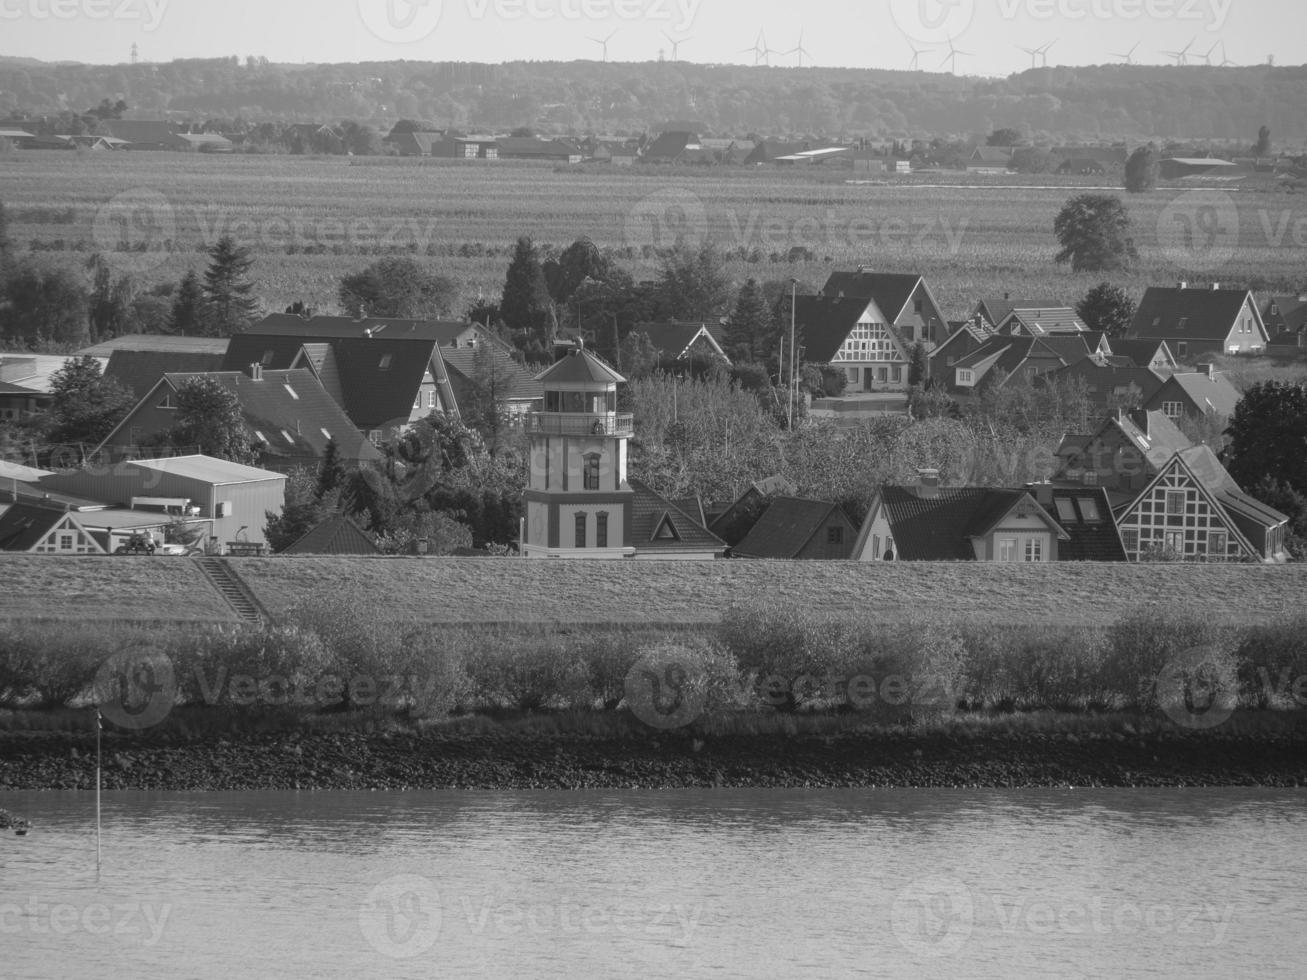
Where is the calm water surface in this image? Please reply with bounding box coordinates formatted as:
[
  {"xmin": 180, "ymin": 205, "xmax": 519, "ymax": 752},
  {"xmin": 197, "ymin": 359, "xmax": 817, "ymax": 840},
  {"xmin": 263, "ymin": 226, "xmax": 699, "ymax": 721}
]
[{"xmin": 0, "ymin": 789, "xmax": 1303, "ymax": 979}]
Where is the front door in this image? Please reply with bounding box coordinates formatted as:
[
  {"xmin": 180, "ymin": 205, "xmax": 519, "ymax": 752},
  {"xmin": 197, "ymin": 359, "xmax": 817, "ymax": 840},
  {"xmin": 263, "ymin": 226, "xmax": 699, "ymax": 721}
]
[{"xmin": 864, "ymin": 367, "xmax": 874, "ymax": 390}]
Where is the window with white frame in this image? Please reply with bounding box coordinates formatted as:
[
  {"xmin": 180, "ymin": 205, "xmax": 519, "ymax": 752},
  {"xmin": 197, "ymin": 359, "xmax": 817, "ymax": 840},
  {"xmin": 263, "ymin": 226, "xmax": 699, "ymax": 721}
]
[
  {"xmin": 957, "ymin": 369, "xmax": 974, "ymax": 385},
  {"xmin": 1024, "ymin": 537, "xmax": 1043, "ymax": 562},
  {"xmin": 1162, "ymin": 401, "xmax": 1184, "ymax": 419},
  {"xmin": 997, "ymin": 538, "xmax": 1017, "ymax": 562},
  {"xmin": 1165, "ymin": 490, "xmax": 1186, "ymax": 515}
]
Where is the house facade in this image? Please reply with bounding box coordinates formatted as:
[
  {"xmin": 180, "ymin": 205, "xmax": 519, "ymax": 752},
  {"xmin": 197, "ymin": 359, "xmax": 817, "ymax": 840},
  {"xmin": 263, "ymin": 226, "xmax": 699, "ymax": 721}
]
[
  {"xmin": 1054, "ymin": 409, "xmax": 1193, "ymax": 498},
  {"xmin": 852, "ymin": 471, "xmax": 1070, "ymax": 562},
  {"xmin": 819, "ymin": 270, "xmax": 950, "ymax": 347},
  {"xmin": 791, "ymin": 295, "xmax": 911, "ymax": 394},
  {"xmin": 1126, "ymin": 285, "xmax": 1268, "ymax": 359},
  {"xmin": 1114, "ymin": 449, "xmax": 1289, "ymax": 562}
]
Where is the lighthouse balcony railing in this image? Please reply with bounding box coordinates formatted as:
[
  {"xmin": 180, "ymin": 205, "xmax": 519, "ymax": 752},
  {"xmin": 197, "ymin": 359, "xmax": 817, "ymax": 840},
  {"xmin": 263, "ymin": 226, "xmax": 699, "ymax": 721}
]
[{"xmin": 527, "ymin": 412, "xmax": 634, "ymax": 437}]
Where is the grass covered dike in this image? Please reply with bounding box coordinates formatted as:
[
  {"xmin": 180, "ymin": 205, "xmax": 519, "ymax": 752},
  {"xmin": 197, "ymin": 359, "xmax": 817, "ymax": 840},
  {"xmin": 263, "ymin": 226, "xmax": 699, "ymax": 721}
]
[{"xmin": 1, "ymin": 596, "xmax": 1306, "ymax": 790}]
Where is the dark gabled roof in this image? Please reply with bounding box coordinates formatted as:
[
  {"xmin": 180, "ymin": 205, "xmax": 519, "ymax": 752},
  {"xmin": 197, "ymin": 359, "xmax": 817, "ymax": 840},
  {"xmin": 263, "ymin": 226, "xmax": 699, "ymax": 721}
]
[
  {"xmin": 791, "ymin": 295, "xmax": 896, "ymax": 363},
  {"xmin": 104, "ymin": 349, "xmax": 226, "ymax": 400},
  {"xmin": 876, "ymin": 486, "xmax": 1062, "ymax": 560},
  {"xmin": 672, "ymin": 496, "xmax": 707, "ymax": 526},
  {"xmin": 124, "ymin": 369, "xmax": 380, "ymax": 463},
  {"xmin": 495, "ymin": 137, "xmax": 580, "ymax": 158},
  {"xmin": 440, "ymin": 346, "xmax": 543, "ymax": 402},
  {"xmin": 1263, "ymin": 294, "xmax": 1307, "ymax": 333},
  {"xmin": 1046, "ymin": 488, "xmax": 1128, "ymax": 561},
  {"xmin": 643, "ymin": 131, "xmax": 692, "ymax": 161},
  {"xmin": 534, "ymin": 348, "xmax": 625, "ymax": 385},
  {"xmin": 732, "ymin": 497, "xmax": 850, "ymax": 559},
  {"xmin": 1039, "ymin": 361, "xmax": 1166, "ymax": 401},
  {"xmin": 225, "ymin": 323, "xmax": 457, "ymax": 429},
  {"xmin": 1154, "ymin": 371, "xmax": 1241, "ymax": 417},
  {"xmin": 282, "ymin": 515, "xmax": 381, "ymax": 555},
  {"xmin": 1180, "ymin": 445, "xmax": 1289, "ymax": 528},
  {"xmin": 971, "ymin": 146, "xmax": 1015, "ymax": 163},
  {"xmin": 819, "ymin": 271, "xmax": 923, "ymax": 323},
  {"xmin": 1128, "ymin": 287, "xmax": 1259, "ymax": 342},
  {"xmin": 633, "ymin": 321, "xmax": 727, "ymax": 360},
  {"xmin": 628, "ymin": 478, "xmax": 726, "ymax": 555},
  {"xmin": 1107, "ymin": 338, "xmax": 1174, "ymax": 367},
  {"xmin": 0, "ymin": 502, "xmax": 67, "ymax": 552}
]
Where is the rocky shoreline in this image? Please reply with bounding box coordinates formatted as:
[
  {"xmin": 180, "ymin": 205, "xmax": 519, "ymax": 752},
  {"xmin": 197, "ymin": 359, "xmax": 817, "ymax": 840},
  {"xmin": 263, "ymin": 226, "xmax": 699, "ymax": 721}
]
[{"xmin": 1, "ymin": 729, "xmax": 1305, "ymax": 791}]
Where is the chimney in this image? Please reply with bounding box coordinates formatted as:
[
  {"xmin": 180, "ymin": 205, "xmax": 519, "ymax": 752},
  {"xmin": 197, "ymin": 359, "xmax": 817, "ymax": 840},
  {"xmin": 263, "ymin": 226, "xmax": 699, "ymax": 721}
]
[
  {"xmin": 249, "ymin": 362, "xmax": 263, "ymax": 381},
  {"xmin": 916, "ymin": 468, "xmax": 941, "ymax": 499},
  {"xmin": 1197, "ymin": 363, "xmax": 1214, "ymax": 378},
  {"xmin": 1177, "ymin": 281, "xmax": 1188, "ymax": 290},
  {"xmin": 1210, "ymin": 282, "xmax": 1220, "ymax": 290},
  {"xmin": 1025, "ymin": 481, "xmax": 1054, "ymax": 508}
]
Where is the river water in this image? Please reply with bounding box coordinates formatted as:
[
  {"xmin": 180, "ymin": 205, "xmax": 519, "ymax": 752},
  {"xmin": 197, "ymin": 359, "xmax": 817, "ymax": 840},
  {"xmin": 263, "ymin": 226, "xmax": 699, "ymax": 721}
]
[{"xmin": 1, "ymin": 789, "xmax": 1304, "ymax": 978}]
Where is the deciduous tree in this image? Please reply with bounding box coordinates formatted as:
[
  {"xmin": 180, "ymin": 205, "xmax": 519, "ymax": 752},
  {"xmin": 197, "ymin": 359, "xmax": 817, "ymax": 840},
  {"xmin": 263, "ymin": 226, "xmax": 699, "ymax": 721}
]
[
  {"xmin": 1224, "ymin": 381, "xmax": 1307, "ymax": 496},
  {"xmin": 338, "ymin": 256, "xmax": 459, "ymax": 319},
  {"xmin": 161, "ymin": 377, "xmax": 257, "ymax": 464},
  {"xmin": 1123, "ymin": 146, "xmax": 1159, "ymax": 193},
  {"xmin": 1054, "ymin": 194, "xmax": 1138, "ymax": 272},
  {"xmin": 1077, "ymin": 281, "xmax": 1137, "ymax": 338}
]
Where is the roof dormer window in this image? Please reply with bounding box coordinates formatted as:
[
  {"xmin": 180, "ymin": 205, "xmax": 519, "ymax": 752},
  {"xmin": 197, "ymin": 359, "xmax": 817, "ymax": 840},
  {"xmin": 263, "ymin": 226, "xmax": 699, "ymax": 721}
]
[
  {"xmin": 261, "ymin": 350, "xmax": 275, "ymax": 366},
  {"xmin": 379, "ymin": 354, "xmax": 392, "ymax": 370}
]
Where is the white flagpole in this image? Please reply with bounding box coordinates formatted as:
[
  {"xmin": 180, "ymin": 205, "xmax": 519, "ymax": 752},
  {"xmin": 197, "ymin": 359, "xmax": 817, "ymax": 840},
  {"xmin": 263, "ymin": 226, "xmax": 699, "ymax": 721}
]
[{"xmin": 95, "ymin": 707, "xmax": 102, "ymax": 880}]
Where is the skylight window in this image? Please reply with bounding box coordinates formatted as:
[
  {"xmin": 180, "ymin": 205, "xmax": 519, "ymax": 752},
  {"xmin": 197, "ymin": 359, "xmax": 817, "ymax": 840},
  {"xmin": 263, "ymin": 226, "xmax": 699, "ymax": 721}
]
[
  {"xmin": 1078, "ymin": 497, "xmax": 1102, "ymax": 522},
  {"xmin": 284, "ymin": 385, "xmax": 299, "ymax": 400},
  {"xmin": 261, "ymin": 350, "xmax": 275, "ymax": 366},
  {"xmin": 1055, "ymin": 498, "xmax": 1077, "ymax": 522},
  {"xmin": 320, "ymin": 428, "xmax": 332, "ymax": 440},
  {"xmin": 281, "ymin": 429, "xmax": 294, "ymax": 444},
  {"xmin": 253, "ymin": 430, "xmax": 268, "ymax": 444},
  {"xmin": 379, "ymin": 354, "xmax": 393, "ymax": 370}
]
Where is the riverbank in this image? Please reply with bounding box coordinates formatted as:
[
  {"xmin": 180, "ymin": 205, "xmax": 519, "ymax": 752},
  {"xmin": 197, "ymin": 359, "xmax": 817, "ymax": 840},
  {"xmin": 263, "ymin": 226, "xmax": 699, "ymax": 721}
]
[{"xmin": 2, "ymin": 727, "xmax": 1304, "ymax": 791}]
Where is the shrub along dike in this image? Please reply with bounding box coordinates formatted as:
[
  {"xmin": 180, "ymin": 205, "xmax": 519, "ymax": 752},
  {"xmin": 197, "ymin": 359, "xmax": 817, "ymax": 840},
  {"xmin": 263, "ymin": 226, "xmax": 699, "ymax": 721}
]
[{"xmin": 1, "ymin": 599, "xmax": 1306, "ymax": 791}]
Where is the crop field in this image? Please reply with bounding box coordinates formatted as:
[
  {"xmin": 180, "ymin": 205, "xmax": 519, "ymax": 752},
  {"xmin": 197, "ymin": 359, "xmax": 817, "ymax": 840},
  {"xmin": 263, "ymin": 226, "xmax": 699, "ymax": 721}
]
[
  {"xmin": 198, "ymin": 557, "xmax": 1307, "ymax": 628},
  {"xmin": 0, "ymin": 556, "xmax": 239, "ymax": 623},
  {"xmin": 3, "ymin": 152, "xmax": 1305, "ymax": 316}
]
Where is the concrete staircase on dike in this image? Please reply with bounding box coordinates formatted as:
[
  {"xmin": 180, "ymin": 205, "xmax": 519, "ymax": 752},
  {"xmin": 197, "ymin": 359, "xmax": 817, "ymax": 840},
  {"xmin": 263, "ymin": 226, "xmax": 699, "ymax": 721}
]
[{"xmin": 194, "ymin": 557, "xmax": 267, "ymax": 625}]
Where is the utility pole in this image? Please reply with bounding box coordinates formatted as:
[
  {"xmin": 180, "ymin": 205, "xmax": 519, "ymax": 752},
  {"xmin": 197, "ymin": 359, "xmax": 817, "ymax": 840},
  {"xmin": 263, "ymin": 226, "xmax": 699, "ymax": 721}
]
[{"xmin": 788, "ymin": 278, "xmax": 798, "ymax": 430}]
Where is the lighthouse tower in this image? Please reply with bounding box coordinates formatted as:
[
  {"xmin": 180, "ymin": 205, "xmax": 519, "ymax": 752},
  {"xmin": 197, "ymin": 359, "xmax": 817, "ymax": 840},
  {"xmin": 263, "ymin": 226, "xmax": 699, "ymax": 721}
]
[{"xmin": 521, "ymin": 344, "xmax": 635, "ymax": 558}]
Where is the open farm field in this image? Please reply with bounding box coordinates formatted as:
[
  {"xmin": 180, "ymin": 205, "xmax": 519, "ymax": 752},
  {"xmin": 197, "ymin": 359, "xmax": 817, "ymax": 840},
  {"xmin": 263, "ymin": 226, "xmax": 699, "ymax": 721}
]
[
  {"xmin": 3, "ymin": 555, "xmax": 1298, "ymax": 628},
  {"xmin": 3, "ymin": 153, "xmax": 1305, "ymax": 316},
  {"xmin": 0, "ymin": 556, "xmax": 238, "ymax": 622}
]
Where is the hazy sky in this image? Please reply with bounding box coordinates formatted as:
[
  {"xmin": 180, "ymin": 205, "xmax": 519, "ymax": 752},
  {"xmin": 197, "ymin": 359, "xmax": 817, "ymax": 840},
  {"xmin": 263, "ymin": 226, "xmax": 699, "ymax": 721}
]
[{"xmin": 1, "ymin": 0, "xmax": 1300, "ymax": 75}]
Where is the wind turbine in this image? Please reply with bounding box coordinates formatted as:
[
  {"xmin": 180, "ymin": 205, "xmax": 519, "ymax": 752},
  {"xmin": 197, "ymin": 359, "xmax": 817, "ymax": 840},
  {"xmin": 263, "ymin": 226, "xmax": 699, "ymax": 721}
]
[
  {"xmin": 1039, "ymin": 40, "xmax": 1056, "ymax": 67},
  {"xmin": 1199, "ymin": 41, "xmax": 1220, "ymax": 65},
  {"xmin": 738, "ymin": 29, "xmax": 769, "ymax": 65},
  {"xmin": 781, "ymin": 29, "xmax": 813, "ymax": 68},
  {"xmin": 589, "ymin": 30, "xmax": 617, "ymax": 62},
  {"xmin": 1019, "ymin": 44, "xmax": 1042, "ymax": 70},
  {"xmin": 663, "ymin": 31, "xmax": 691, "ymax": 62},
  {"xmin": 1110, "ymin": 41, "xmax": 1140, "ymax": 65},
  {"xmin": 907, "ymin": 41, "xmax": 930, "ymax": 70},
  {"xmin": 1162, "ymin": 37, "xmax": 1196, "ymax": 65},
  {"xmin": 940, "ymin": 37, "xmax": 970, "ymax": 75}
]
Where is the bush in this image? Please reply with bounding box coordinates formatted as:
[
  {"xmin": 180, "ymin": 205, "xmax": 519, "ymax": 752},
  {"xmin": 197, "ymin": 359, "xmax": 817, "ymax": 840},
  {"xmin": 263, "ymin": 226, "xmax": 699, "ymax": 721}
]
[
  {"xmin": 1102, "ymin": 607, "xmax": 1233, "ymax": 711},
  {"xmin": 463, "ymin": 636, "xmax": 594, "ymax": 711},
  {"xmin": 1235, "ymin": 615, "xmax": 1307, "ymax": 708},
  {"xmin": 962, "ymin": 625, "xmax": 1110, "ymax": 711},
  {"xmin": 0, "ymin": 623, "xmax": 123, "ymax": 709}
]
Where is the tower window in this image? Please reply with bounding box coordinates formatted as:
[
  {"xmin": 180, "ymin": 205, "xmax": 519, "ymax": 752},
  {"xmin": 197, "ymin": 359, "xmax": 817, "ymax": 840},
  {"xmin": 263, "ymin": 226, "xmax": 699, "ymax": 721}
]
[
  {"xmin": 575, "ymin": 513, "xmax": 587, "ymax": 548},
  {"xmin": 583, "ymin": 454, "xmax": 601, "ymax": 490},
  {"xmin": 596, "ymin": 512, "xmax": 608, "ymax": 548}
]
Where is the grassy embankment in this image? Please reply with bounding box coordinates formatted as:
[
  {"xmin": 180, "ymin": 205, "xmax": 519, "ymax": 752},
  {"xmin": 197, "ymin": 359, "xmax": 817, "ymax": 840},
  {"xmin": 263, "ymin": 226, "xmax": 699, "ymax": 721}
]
[
  {"xmin": 1, "ymin": 557, "xmax": 1305, "ymax": 741},
  {"xmin": 5, "ymin": 153, "xmax": 1305, "ymax": 316}
]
